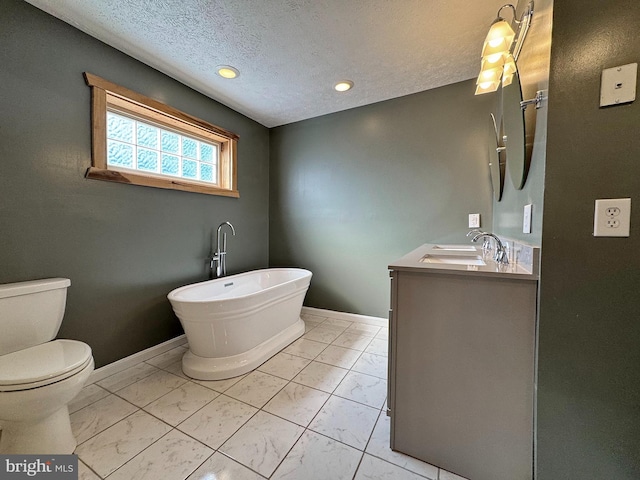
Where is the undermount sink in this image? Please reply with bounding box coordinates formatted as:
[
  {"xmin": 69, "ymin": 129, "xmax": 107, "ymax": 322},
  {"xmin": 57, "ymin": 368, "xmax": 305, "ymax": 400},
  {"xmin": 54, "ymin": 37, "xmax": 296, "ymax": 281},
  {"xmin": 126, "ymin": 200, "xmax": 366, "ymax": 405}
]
[
  {"xmin": 431, "ymin": 245, "xmax": 478, "ymax": 252},
  {"xmin": 420, "ymin": 254, "xmax": 486, "ymax": 266}
]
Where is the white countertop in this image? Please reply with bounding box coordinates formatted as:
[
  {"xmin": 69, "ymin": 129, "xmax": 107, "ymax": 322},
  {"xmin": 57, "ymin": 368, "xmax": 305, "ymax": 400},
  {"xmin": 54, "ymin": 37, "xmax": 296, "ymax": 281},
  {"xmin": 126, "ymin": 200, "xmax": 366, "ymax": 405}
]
[{"xmin": 389, "ymin": 243, "xmax": 539, "ymax": 280}]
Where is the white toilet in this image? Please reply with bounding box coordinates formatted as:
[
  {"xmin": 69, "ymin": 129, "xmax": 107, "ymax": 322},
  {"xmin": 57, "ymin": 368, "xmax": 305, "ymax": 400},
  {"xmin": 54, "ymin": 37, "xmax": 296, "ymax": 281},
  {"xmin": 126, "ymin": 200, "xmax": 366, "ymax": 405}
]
[{"xmin": 0, "ymin": 278, "xmax": 94, "ymax": 454}]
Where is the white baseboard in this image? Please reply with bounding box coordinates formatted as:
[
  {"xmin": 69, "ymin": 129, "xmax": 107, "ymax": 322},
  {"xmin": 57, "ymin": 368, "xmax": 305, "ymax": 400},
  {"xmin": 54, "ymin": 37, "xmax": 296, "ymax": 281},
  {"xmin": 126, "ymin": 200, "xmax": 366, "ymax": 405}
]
[
  {"xmin": 88, "ymin": 334, "xmax": 187, "ymax": 385},
  {"xmin": 301, "ymin": 306, "xmax": 387, "ymax": 327}
]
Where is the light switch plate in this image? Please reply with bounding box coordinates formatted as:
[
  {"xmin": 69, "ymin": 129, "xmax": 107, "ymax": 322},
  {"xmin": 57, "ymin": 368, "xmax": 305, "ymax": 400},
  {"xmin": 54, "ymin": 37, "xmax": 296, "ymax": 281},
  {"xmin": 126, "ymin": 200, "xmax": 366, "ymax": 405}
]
[
  {"xmin": 593, "ymin": 198, "xmax": 631, "ymax": 237},
  {"xmin": 600, "ymin": 63, "xmax": 637, "ymax": 107},
  {"xmin": 523, "ymin": 204, "xmax": 532, "ymax": 234},
  {"xmin": 468, "ymin": 213, "xmax": 480, "ymax": 229}
]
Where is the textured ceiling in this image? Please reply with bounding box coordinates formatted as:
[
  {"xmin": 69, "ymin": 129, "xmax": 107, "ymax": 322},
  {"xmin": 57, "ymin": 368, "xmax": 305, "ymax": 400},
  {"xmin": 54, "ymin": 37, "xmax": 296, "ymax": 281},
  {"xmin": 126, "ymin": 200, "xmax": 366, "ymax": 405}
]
[{"xmin": 24, "ymin": 0, "xmax": 507, "ymax": 127}]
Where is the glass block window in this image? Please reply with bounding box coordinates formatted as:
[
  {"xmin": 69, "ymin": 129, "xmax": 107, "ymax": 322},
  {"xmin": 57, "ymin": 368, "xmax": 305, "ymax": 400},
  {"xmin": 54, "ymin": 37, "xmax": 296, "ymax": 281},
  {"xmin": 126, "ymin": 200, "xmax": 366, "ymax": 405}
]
[
  {"xmin": 106, "ymin": 111, "xmax": 219, "ymax": 185},
  {"xmin": 84, "ymin": 72, "xmax": 238, "ymax": 197}
]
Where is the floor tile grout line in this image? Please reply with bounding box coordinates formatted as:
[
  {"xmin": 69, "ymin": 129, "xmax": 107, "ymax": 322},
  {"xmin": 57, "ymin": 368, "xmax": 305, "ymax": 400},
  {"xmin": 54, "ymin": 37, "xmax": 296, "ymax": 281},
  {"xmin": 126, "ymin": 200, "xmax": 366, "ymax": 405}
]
[
  {"xmin": 362, "ymin": 452, "xmax": 436, "ymax": 480},
  {"xmin": 269, "ymin": 342, "xmax": 388, "ymax": 403},
  {"xmin": 192, "ymin": 357, "xmax": 384, "ymax": 476},
  {"xmin": 68, "ymin": 383, "xmax": 111, "ymax": 415},
  {"xmin": 172, "ymin": 391, "xmax": 260, "ymax": 437},
  {"xmin": 76, "ymin": 382, "xmax": 217, "ymax": 453},
  {"xmin": 255, "ymin": 422, "xmax": 306, "ymax": 478},
  {"xmin": 224, "ymin": 371, "xmax": 291, "ymax": 410},
  {"xmin": 292, "ymin": 330, "xmax": 391, "ymax": 473},
  {"xmin": 100, "ymin": 407, "xmax": 276, "ymax": 480},
  {"xmin": 351, "ymin": 452, "xmax": 366, "ymax": 480},
  {"xmin": 283, "ymin": 343, "xmax": 388, "ymax": 383},
  {"xmin": 215, "ymin": 448, "xmax": 269, "ymax": 479},
  {"xmin": 99, "ymin": 427, "xmax": 180, "ymax": 479},
  {"xmin": 115, "ymin": 370, "xmax": 193, "ymax": 408},
  {"xmin": 142, "ymin": 344, "xmax": 188, "ymax": 367},
  {"xmin": 137, "ymin": 372, "xmax": 225, "ymax": 412},
  {"xmin": 111, "ymin": 370, "xmax": 251, "ymax": 429},
  {"xmin": 74, "ymin": 404, "xmax": 142, "ymax": 450},
  {"xmin": 177, "ymin": 449, "xmax": 217, "ymax": 480},
  {"xmin": 95, "ymin": 363, "xmax": 161, "ymax": 393},
  {"xmin": 275, "ymin": 347, "xmax": 385, "ymax": 447},
  {"xmin": 83, "ymin": 420, "xmax": 176, "ymax": 478},
  {"xmin": 361, "ymin": 412, "xmax": 435, "ymax": 480},
  {"xmin": 78, "ymin": 458, "xmax": 103, "ymax": 480},
  {"xmin": 283, "ymin": 337, "xmax": 330, "ymax": 361}
]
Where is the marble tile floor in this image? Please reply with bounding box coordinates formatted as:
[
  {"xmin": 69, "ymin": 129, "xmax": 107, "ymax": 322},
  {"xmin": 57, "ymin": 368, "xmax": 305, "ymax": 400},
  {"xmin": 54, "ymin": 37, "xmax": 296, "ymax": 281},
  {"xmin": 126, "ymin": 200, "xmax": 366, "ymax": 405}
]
[{"xmin": 69, "ymin": 312, "xmax": 468, "ymax": 480}]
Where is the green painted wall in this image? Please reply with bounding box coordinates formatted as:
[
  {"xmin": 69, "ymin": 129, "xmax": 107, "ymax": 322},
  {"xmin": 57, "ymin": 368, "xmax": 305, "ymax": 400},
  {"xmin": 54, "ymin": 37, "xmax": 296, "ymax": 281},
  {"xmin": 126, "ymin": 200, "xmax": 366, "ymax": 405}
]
[
  {"xmin": 0, "ymin": 0, "xmax": 270, "ymax": 368},
  {"xmin": 270, "ymin": 82, "xmax": 494, "ymax": 317},
  {"xmin": 537, "ymin": 0, "xmax": 640, "ymax": 477}
]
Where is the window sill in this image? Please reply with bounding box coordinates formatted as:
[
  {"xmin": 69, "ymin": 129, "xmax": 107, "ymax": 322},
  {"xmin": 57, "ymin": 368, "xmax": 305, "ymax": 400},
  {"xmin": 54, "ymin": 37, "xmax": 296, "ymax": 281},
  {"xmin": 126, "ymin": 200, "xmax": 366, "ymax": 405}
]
[{"xmin": 86, "ymin": 167, "xmax": 240, "ymax": 198}]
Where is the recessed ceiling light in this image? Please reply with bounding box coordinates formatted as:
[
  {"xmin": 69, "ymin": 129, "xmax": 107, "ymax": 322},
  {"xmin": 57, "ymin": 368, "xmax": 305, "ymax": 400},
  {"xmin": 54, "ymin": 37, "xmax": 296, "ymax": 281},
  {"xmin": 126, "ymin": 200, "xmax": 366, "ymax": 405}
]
[
  {"xmin": 334, "ymin": 80, "xmax": 354, "ymax": 92},
  {"xmin": 217, "ymin": 65, "xmax": 239, "ymax": 79}
]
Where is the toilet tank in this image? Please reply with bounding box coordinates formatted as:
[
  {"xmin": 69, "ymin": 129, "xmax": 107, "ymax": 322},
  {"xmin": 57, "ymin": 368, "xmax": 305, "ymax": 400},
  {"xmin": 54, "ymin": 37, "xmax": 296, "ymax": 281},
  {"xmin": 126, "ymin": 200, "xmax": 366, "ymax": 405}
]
[{"xmin": 0, "ymin": 278, "xmax": 71, "ymax": 356}]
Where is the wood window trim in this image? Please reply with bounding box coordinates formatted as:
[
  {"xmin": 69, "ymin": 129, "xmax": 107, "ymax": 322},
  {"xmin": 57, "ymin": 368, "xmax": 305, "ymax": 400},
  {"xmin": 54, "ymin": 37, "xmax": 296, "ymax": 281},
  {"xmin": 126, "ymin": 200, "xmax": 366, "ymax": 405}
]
[{"xmin": 84, "ymin": 72, "xmax": 239, "ymax": 198}]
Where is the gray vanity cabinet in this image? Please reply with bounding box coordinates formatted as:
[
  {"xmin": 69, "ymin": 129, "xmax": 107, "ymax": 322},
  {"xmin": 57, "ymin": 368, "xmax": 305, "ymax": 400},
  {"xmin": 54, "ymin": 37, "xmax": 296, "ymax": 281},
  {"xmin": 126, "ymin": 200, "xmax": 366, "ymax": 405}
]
[{"xmin": 388, "ymin": 268, "xmax": 537, "ymax": 480}]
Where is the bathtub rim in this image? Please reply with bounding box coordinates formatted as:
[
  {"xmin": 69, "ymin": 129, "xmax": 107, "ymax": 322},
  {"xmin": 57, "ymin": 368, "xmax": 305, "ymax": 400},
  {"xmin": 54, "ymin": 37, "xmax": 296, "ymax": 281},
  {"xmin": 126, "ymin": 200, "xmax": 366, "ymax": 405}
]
[
  {"xmin": 181, "ymin": 317, "xmax": 305, "ymax": 380},
  {"xmin": 167, "ymin": 267, "xmax": 312, "ymax": 304}
]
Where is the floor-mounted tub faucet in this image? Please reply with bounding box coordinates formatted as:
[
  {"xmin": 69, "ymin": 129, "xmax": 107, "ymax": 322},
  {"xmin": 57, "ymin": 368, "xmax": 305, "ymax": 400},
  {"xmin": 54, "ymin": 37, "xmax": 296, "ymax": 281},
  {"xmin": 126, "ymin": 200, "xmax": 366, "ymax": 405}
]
[
  {"xmin": 210, "ymin": 222, "xmax": 236, "ymax": 278},
  {"xmin": 471, "ymin": 232, "xmax": 509, "ymax": 265}
]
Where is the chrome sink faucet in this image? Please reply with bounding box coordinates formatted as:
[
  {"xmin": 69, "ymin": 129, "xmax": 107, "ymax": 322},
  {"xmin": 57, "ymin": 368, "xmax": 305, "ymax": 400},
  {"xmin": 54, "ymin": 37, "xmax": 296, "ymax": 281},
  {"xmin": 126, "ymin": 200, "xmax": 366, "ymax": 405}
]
[
  {"xmin": 210, "ymin": 222, "xmax": 236, "ymax": 278},
  {"xmin": 467, "ymin": 229, "xmax": 492, "ymax": 252},
  {"xmin": 471, "ymin": 232, "xmax": 509, "ymax": 265}
]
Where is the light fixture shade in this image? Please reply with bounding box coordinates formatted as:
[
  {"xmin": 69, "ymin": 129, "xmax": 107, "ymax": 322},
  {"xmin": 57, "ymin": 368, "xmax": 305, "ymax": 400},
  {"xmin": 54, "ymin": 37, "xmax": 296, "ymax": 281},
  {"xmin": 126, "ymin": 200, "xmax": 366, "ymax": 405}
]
[
  {"xmin": 475, "ymin": 80, "xmax": 501, "ymax": 95},
  {"xmin": 503, "ymin": 54, "xmax": 517, "ymax": 76},
  {"xmin": 502, "ymin": 73, "xmax": 514, "ymax": 87},
  {"xmin": 475, "ymin": 63, "xmax": 502, "ymax": 95},
  {"xmin": 481, "ymin": 55, "xmax": 506, "ymax": 73},
  {"xmin": 477, "ymin": 65, "xmax": 503, "ymax": 85},
  {"xmin": 481, "ymin": 19, "xmax": 516, "ymax": 57}
]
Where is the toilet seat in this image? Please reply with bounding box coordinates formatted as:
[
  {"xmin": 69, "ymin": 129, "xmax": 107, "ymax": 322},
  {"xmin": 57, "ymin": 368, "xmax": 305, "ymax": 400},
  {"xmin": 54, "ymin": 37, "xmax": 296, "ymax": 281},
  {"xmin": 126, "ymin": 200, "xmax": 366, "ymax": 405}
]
[{"xmin": 0, "ymin": 339, "xmax": 93, "ymax": 392}]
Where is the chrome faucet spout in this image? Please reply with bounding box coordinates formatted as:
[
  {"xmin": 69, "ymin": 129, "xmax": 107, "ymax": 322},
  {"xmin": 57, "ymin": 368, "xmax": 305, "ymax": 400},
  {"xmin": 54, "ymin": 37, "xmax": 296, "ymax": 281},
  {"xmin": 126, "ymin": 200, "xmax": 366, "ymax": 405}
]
[
  {"xmin": 468, "ymin": 229, "xmax": 492, "ymax": 253},
  {"xmin": 466, "ymin": 228, "xmax": 485, "ymax": 237},
  {"xmin": 216, "ymin": 221, "xmax": 236, "ymax": 253},
  {"xmin": 210, "ymin": 222, "xmax": 236, "ymax": 278},
  {"xmin": 471, "ymin": 232, "xmax": 509, "ymax": 265}
]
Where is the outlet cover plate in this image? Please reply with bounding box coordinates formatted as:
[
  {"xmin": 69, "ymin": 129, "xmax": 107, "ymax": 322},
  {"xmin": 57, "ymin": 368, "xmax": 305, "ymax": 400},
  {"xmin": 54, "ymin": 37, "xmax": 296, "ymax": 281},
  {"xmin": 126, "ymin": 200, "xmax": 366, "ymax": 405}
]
[
  {"xmin": 468, "ymin": 213, "xmax": 480, "ymax": 229},
  {"xmin": 594, "ymin": 198, "xmax": 631, "ymax": 237}
]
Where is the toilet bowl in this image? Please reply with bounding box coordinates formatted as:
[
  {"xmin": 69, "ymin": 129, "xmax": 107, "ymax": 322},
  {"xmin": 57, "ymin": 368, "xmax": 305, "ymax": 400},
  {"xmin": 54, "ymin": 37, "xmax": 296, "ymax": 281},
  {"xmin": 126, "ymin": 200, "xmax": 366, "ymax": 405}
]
[{"xmin": 0, "ymin": 278, "xmax": 94, "ymax": 454}]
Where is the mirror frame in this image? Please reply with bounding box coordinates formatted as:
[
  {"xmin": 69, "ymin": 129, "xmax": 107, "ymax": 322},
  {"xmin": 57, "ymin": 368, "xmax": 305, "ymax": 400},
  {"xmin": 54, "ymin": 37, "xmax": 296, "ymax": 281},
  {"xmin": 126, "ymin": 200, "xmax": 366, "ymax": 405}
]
[
  {"xmin": 489, "ymin": 113, "xmax": 506, "ymax": 201},
  {"xmin": 502, "ymin": 71, "xmax": 530, "ymax": 190}
]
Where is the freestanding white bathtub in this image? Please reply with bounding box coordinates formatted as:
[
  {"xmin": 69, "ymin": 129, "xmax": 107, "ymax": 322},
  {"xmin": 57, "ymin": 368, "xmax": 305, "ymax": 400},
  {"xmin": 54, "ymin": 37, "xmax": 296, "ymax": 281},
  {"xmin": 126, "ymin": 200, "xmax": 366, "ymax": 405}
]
[{"xmin": 167, "ymin": 268, "xmax": 312, "ymax": 380}]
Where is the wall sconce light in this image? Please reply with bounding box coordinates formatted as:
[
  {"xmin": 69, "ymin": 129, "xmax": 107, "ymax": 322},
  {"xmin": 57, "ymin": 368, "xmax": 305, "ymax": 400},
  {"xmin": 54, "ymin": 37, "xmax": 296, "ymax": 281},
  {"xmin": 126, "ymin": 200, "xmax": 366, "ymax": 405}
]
[{"xmin": 475, "ymin": 2, "xmax": 534, "ymax": 95}]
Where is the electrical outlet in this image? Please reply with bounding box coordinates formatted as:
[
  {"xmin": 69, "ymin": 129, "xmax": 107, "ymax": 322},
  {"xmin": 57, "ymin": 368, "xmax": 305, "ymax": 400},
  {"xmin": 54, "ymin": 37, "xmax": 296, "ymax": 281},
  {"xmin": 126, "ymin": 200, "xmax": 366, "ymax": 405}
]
[
  {"xmin": 606, "ymin": 207, "xmax": 620, "ymax": 216},
  {"xmin": 468, "ymin": 213, "xmax": 480, "ymax": 229},
  {"xmin": 594, "ymin": 198, "xmax": 631, "ymax": 237}
]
